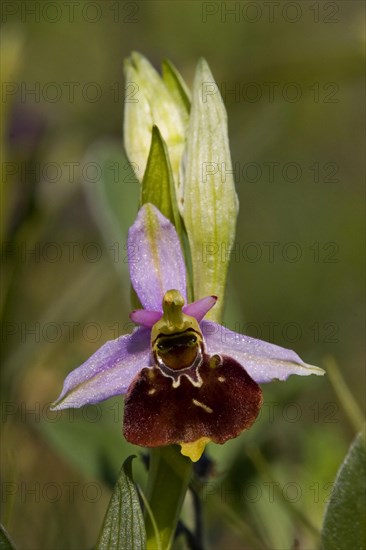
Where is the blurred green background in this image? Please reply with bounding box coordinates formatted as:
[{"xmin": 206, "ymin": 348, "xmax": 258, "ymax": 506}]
[{"xmin": 1, "ymin": 1, "xmax": 364, "ymax": 549}]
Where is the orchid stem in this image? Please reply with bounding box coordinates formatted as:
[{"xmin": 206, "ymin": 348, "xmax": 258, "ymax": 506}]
[{"xmin": 145, "ymin": 446, "xmax": 193, "ymax": 550}]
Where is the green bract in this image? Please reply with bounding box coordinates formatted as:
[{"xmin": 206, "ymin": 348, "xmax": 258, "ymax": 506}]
[
  {"xmin": 141, "ymin": 126, "xmax": 182, "ymax": 238},
  {"xmin": 182, "ymin": 59, "xmax": 239, "ymax": 321}
]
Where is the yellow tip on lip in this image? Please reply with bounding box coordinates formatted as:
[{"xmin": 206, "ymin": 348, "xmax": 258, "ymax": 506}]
[{"xmin": 179, "ymin": 437, "xmax": 210, "ymax": 462}]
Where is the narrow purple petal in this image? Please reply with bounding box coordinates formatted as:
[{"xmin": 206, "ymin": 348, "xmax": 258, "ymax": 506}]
[
  {"xmin": 128, "ymin": 204, "xmax": 187, "ymax": 310},
  {"xmin": 51, "ymin": 327, "xmax": 152, "ymax": 410},
  {"xmin": 183, "ymin": 295, "xmax": 217, "ymax": 322},
  {"xmin": 202, "ymin": 321, "xmax": 324, "ymax": 383},
  {"xmin": 130, "ymin": 309, "xmax": 162, "ymax": 327}
]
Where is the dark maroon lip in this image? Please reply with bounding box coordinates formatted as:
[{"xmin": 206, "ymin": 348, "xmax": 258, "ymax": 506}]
[{"xmin": 123, "ymin": 353, "xmax": 263, "ymax": 448}]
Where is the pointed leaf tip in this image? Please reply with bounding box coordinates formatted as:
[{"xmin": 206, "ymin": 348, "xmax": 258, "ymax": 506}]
[
  {"xmin": 96, "ymin": 456, "xmax": 146, "ymax": 550},
  {"xmin": 141, "ymin": 125, "xmax": 182, "ymax": 238}
]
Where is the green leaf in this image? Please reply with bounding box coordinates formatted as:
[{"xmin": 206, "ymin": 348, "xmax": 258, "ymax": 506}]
[
  {"xmin": 141, "ymin": 126, "xmax": 183, "ymax": 237},
  {"xmin": 162, "ymin": 59, "xmax": 191, "ymax": 116},
  {"xmin": 96, "ymin": 456, "xmax": 146, "ymax": 550},
  {"xmin": 321, "ymin": 431, "xmax": 366, "ymax": 550},
  {"xmin": 0, "ymin": 523, "xmax": 15, "ymax": 550},
  {"xmin": 182, "ymin": 58, "xmax": 239, "ymax": 322}
]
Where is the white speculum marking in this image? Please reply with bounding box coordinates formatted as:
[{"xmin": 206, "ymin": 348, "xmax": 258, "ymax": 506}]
[
  {"xmin": 192, "ymin": 399, "xmax": 213, "ymax": 414},
  {"xmin": 155, "ymin": 341, "xmax": 204, "ymax": 388}
]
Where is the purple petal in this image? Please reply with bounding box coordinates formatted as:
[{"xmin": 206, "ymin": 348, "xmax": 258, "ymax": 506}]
[
  {"xmin": 130, "ymin": 309, "xmax": 162, "ymax": 327},
  {"xmin": 51, "ymin": 327, "xmax": 152, "ymax": 410},
  {"xmin": 183, "ymin": 295, "xmax": 217, "ymax": 322},
  {"xmin": 128, "ymin": 204, "xmax": 187, "ymax": 310},
  {"xmin": 202, "ymin": 321, "xmax": 324, "ymax": 383}
]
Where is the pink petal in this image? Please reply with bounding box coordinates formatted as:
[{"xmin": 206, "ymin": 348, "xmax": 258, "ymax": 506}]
[
  {"xmin": 128, "ymin": 204, "xmax": 187, "ymax": 310},
  {"xmin": 183, "ymin": 295, "xmax": 217, "ymax": 322},
  {"xmin": 130, "ymin": 309, "xmax": 162, "ymax": 327}
]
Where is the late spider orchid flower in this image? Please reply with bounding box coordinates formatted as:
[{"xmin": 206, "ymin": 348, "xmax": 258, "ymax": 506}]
[{"xmin": 52, "ymin": 204, "xmax": 324, "ymax": 461}]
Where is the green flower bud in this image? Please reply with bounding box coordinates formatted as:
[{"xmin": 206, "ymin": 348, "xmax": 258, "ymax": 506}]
[{"xmin": 123, "ymin": 52, "xmax": 189, "ymax": 186}]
